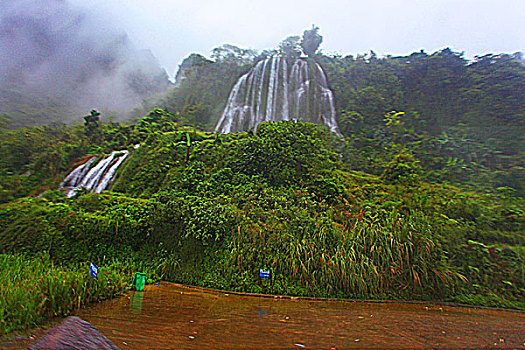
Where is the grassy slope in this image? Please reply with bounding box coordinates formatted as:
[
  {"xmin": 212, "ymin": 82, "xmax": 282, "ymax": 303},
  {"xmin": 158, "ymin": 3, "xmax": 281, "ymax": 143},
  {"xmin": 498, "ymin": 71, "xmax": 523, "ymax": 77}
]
[{"xmin": 2, "ymin": 121, "xmax": 522, "ymax": 314}]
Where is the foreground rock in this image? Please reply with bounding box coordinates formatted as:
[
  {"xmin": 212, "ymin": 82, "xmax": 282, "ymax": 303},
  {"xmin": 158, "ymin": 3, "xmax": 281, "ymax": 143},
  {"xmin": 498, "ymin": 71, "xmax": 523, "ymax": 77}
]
[{"xmin": 28, "ymin": 316, "xmax": 119, "ymax": 350}]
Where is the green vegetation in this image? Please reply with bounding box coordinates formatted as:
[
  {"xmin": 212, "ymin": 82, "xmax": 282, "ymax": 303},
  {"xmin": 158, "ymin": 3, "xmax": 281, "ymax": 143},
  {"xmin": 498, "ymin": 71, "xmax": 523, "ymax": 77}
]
[
  {"xmin": 147, "ymin": 51, "xmax": 252, "ymax": 130},
  {"xmin": 153, "ymin": 45, "xmax": 523, "ymax": 196},
  {"xmin": 0, "ymin": 114, "xmax": 138, "ymax": 202},
  {"xmin": 0, "ymin": 43, "xmax": 523, "ymax": 335},
  {"xmin": 0, "ymin": 254, "xmax": 132, "ymax": 335},
  {"xmin": 1, "ymin": 116, "xmax": 523, "ymax": 329},
  {"xmin": 319, "ymin": 50, "xmax": 525, "ymax": 195}
]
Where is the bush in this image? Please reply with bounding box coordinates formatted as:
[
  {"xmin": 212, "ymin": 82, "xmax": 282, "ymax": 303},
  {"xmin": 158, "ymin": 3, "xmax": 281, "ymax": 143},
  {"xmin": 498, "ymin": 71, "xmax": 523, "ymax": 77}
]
[{"xmin": 382, "ymin": 151, "xmax": 422, "ymax": 185}]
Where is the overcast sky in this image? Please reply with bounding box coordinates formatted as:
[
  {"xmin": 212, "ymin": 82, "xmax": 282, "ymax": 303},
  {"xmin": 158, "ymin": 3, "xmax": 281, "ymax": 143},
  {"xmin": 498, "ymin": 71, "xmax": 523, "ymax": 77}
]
[{"xmin": 69, "ymin": 0, "xmax": 524, "ymax": 78}]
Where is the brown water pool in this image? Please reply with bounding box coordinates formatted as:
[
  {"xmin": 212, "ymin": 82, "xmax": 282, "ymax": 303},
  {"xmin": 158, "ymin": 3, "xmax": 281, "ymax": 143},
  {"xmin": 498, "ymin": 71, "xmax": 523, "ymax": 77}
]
[{"xmin": 71, "ymin": 282, "xmax": 524, "ymax": 349}]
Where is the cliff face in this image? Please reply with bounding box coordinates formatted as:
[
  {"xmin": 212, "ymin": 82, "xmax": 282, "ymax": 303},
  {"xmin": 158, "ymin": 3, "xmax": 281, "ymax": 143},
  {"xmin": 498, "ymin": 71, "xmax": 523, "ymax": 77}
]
[{"xmin": 0, "ymin": 0, "xmax": 172, "ymax": 126}]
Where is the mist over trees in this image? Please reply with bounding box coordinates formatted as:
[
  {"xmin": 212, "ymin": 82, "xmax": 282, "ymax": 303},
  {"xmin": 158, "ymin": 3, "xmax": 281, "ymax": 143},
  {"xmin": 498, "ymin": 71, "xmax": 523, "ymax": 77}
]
[
  {"xmin": 0, "ymin": 0, "xmax": 172, "ymax": 127},
  {"xmin": 149, "ymin": 36, "xmax": 524, "ymax": 199},
  {"xmin": 279, "ymin": 36, "xmax": 302, "ymax": 60},
  {"xmin": 318, "ymin": 49, "xmax": 524, "ymax": 150}
]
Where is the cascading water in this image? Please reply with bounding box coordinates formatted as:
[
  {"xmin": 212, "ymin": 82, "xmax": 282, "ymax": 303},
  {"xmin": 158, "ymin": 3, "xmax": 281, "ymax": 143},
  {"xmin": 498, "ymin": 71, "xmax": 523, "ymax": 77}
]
[
  {"xmin": 215, "ymin": 56, "xmax": 341, "ymax": 135},
  {"xmin": 60, "ymin": 150, "xmax": 129, "ymax": 198}
]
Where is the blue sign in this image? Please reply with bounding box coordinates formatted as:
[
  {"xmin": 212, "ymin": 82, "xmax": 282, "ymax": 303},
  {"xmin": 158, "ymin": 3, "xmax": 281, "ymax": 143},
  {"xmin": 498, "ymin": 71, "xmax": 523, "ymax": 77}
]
[
  {"xmin": 90, "ymin": 262, "xmax": 98, "ymax": 279},
  {"xmin": 259, "ymin": 269, "xmax": 270, "ymax": 278}
]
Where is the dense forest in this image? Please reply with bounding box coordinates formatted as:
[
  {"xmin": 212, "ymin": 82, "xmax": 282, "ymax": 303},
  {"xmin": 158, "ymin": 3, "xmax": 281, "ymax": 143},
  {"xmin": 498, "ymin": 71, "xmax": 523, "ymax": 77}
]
[
  {"xmin": 149, "ymin": 44, "xmax": 524, "ymax": 196},
  {"xmin": 0, "ymin": 35, "xmax": 524, "ymax": 334}
]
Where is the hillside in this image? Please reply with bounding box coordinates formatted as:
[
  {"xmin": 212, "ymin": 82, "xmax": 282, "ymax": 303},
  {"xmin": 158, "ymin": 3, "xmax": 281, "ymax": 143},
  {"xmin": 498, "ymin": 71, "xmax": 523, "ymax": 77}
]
[
  {"xmin": 146, "ymin": 45, "xmax": 524, "ymax": 197},
  {"xmin": 0, "ymin": 113, "xmax": 523, "ymax": 318},
  {"xmin": 0, "ymin": 32, "xmax": 524, "ymax": 334}
]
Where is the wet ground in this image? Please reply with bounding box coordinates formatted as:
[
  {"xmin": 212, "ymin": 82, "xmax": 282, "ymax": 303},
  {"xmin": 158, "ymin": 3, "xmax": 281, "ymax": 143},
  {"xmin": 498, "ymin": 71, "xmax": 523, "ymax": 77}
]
[{"xmin": 71, "ymin": 282, "xmax": 524, "ymax": 349}]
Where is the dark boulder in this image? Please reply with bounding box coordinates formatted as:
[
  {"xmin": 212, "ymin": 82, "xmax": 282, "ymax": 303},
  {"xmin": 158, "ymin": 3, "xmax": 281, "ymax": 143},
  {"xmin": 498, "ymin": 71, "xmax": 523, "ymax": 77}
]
[{"xmin": 28, "ymin": 316, "xmax": 119, "ymax": 350}]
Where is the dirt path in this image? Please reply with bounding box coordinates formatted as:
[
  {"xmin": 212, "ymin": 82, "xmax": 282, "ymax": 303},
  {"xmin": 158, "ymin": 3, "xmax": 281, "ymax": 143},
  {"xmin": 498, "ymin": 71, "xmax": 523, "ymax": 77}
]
[{"xmin": 71, "ymin": 282, "xmax": 525, "ymax": 349}]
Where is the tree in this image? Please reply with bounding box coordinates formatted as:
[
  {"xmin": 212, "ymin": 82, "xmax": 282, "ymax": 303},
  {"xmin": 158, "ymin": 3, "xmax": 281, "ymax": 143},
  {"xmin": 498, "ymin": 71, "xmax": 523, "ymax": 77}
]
[
  {"xmin": 382, "ymin": 150, "xmax": 422, "ymax": 185},
  {"xmin": 300, "ymin": 25, "xmax": 323, "ymax": 57},
  {"xmin": 84, "ymin": 109, "xmax": 100, "ymax": 142},
  {"xmin": 180, "ymin": 103, "xmax": 212, "ymax": 129},
  {"xmin": 211, "ymin": 44, "xmax": 257, "ymax": 65},
  {"xmin": 174, "ymin": 53, "xmax": 212, "ymax": 84},
  {"xmin": 84, "ymin": 109, "xmax": 100, "ymax": 138},
  {"xmin": 136, "ymin": 108, "xmax": 177, "ymax": 133},
  {"xmin": 279, "ymin": 36, "xmax": 301, "ymax": 60},
  {"xmin": 227, "ymin": 121, "xmax": 339, "ymax": 185}
]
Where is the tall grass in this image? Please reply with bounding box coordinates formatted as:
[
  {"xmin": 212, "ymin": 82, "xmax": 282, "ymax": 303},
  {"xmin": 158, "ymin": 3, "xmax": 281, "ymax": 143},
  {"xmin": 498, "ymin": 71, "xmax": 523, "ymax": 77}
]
[
  {"xmin": 0, "ymin": 253, "xmax": 135, "ymax": 335},
  {"xmin": 224, "ymin": 208, "xmax": 460, "ymax": 299}
]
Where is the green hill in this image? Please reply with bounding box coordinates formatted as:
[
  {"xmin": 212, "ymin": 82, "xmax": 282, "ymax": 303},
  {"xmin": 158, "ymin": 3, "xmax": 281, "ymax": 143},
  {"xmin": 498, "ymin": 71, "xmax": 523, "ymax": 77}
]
[
  {"xmin": 1, "ymin": 115, "xmax": 523, "ymax": 318},
  {"xmin": 0, "ymin": 42, "xmax": 524, "ymax": 334}
]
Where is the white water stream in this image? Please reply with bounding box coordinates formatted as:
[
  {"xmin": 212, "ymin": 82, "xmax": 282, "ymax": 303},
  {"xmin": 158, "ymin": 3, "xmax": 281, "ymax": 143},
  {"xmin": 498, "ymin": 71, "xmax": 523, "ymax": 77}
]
[{"xmin": 60, "ymin": 150, "xmax": 129, "ymax": 197}]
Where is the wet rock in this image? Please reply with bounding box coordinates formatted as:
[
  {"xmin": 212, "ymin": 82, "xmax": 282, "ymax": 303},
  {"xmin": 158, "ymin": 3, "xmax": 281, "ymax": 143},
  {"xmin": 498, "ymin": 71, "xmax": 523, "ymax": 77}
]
[{"xmin": 28, "ymin": 316, "xmax": 119, "ymax": 350}]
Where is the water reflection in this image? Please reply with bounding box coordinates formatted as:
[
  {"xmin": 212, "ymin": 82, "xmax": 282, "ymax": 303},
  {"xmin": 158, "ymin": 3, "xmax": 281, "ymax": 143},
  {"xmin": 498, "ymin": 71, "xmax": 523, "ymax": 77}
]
[
  {"xmin": 257, "ymin": 308, "xmax": 268, "ymax": 317},
  {"xmin": 129, "ymin": 292, "xmax": 143, "ymax": 314},
  {"xmin": 76, "ymin": 282, "xmax": 525, "ymax": 349}
]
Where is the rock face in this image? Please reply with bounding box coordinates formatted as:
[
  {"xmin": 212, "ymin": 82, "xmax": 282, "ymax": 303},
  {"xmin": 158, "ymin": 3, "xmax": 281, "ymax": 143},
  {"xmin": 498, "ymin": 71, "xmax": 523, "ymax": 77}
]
[
  {"xmin": 215, "ymin": 56, "xmax": 340, "ymax": 135},
  {"xmin": 28, "ymin": 316, "xmax": 119, "ymax": 350}
]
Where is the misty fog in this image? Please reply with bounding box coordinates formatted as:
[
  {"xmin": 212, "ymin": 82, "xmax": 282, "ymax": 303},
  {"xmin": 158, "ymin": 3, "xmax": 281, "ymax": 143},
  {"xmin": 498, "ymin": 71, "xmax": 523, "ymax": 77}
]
[{"xmin": 0, "ymin": 0, "xmax": 171, "ymax": 126}]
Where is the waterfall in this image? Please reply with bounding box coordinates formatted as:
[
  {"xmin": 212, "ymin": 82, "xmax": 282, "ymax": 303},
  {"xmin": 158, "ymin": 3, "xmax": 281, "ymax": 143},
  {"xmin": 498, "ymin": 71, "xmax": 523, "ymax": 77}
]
[
  {"xmin": 215, "ymin": 56, "xmax": 341, "ymax": 135},
  {"xmin": 60, "ymin": 150, "xmax": 129, "ymax": 198}
]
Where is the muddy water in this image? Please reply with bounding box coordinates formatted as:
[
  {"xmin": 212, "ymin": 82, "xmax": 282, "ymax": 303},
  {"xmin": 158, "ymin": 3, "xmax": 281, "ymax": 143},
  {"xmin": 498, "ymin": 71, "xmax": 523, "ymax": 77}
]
[{"xmin": 74, "ymin": 282, "xmax": 525, "ymax": 349}]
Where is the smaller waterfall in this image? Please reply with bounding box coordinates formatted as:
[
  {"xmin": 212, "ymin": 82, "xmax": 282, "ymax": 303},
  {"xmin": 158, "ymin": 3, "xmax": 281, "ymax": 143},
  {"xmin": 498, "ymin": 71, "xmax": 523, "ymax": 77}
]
[
  {"xmin": 61, "ymin": 150, "xmax": 129, "ymax": 198},
  {"xmin": 215, "ymin": 56, "xmax": 341, "ymax": 135}
]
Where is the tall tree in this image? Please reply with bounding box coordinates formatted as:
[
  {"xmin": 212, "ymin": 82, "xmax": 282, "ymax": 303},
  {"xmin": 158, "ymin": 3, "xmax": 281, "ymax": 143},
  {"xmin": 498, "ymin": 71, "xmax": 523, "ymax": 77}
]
[
  {"xmin": 300, "ymin": 25, "xmax": 323, "ymax": 57},
  {"xmin": 279, "ymin": 36, "xmax": 302, "ymax": 60},
  {"xmin": 84, "ymin": 109, "xmax": 100, "ymax": 138}
]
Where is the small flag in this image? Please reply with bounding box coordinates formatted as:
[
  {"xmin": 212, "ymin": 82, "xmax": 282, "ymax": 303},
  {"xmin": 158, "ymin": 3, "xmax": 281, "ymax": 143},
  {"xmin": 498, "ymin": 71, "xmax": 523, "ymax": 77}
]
[{"xmin": 90, "ymin": 262, "xmax": 98, "ymax": 279}]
